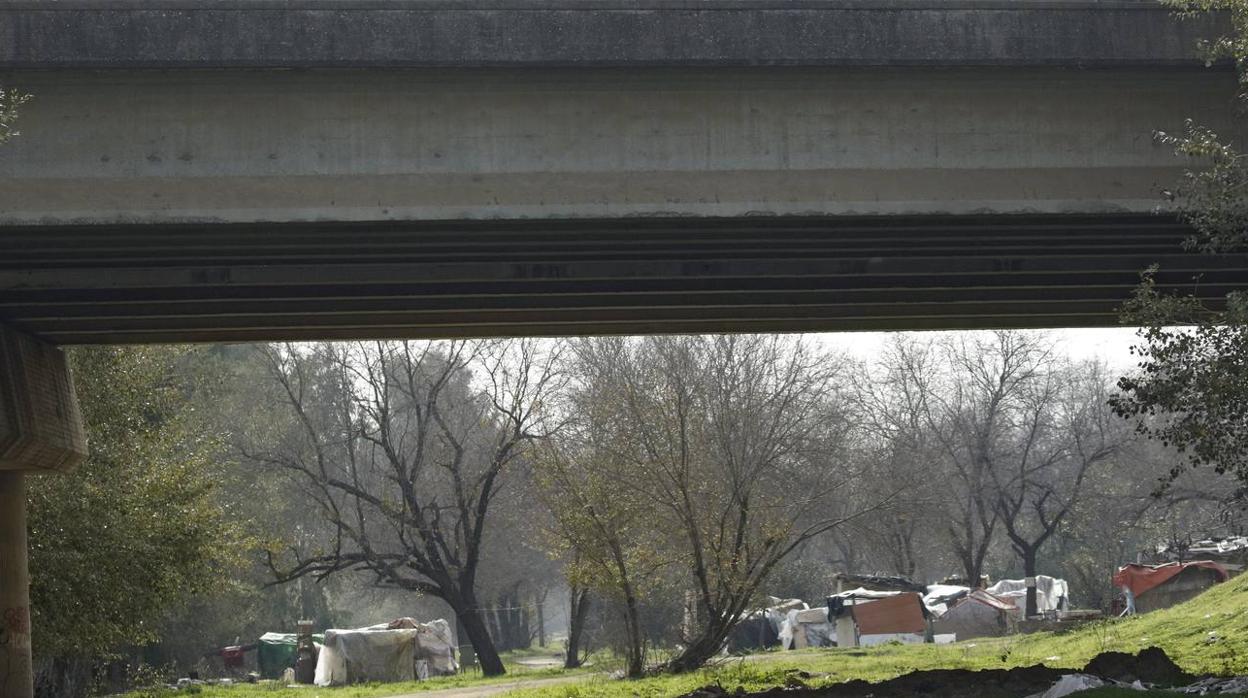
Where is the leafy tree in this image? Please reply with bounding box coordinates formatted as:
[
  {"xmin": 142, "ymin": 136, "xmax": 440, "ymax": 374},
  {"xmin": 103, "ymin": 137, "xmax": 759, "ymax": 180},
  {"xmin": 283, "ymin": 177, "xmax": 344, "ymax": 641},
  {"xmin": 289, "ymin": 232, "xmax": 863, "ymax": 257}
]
[
  {"xmin": 542, "ymin": 336, "xmax": 885, "ymax": 674},
  {"xmin": 0, "ymin": 85, "xmax": 28, "ymax": 144},
  {"xmin": 27, "ymin": 346, "xmax": 243, "ymax": 697},
  {"xmin": 534, "ymin": 360, "xmax": 673, "ymax": 678},
  {"xmin": 1107, "ymin": 0, "xmax": 1248, "ymax": 488}
]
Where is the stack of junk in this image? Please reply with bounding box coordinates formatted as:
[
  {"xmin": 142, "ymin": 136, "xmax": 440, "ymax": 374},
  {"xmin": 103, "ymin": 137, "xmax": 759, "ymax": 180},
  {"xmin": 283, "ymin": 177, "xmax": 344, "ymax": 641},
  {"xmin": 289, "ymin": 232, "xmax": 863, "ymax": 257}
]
[
  {"xmin": 737, "ymin": 573, "xmax": 1074, "ymax": 651},
  {"xmin": 314, "ymin": 618, "xmax": 458, "ymax": 686},
  {"xmin": 1114, "ymin": 560, "xmax": 1229, "ymax": 615},
  {"xmin": 1151, "ymin": 536, "xmax": 1248, "ymax": 574}
]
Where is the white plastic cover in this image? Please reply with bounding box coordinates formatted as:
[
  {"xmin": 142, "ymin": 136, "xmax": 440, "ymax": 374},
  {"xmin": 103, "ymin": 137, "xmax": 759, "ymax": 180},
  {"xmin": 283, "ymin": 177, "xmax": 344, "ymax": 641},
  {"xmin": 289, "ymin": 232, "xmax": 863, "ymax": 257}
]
[
  {"xmin": 829, "ymin": 587, "xmax": 903, "ymax": 601},
  {"xmin": 1026, "ymin": 674, "xmax": 1109, "ymax": 698},
  {"xmin": 986, "ymin": 576, "xmax": 1069, "ymax": 614},
  {"xmin": 314, "ymin": 628, "xmax": 419, "ymax": 686},
  {"xmin": 313, "ymin": 618, "xmax": 458, "ymax": 686},
  {"xmin": 923, "ymin": 584, "xmax": 971, "ymax": 616}
]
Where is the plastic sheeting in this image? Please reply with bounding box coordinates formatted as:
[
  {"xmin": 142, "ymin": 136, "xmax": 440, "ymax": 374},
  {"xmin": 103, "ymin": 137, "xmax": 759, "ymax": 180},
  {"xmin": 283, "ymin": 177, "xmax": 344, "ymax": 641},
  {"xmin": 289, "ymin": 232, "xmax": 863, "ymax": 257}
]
[
  {"xmin": 923, "ymin": 585, "xmax": 970, "ymax": 617},
  {"xmin": 314, "ymin": 619, "xmax": 457, "ymax": 686},
  {"xmin": 257, "ymin": 632, "xmax": 325, "ymax": 679},
  {"xmin": 986, "ymin": 576, "xmax": 1069, "ymax": 614},
  {"xmin": 779, "ymin": 607, "xmax": 835, "ymax": 649}
]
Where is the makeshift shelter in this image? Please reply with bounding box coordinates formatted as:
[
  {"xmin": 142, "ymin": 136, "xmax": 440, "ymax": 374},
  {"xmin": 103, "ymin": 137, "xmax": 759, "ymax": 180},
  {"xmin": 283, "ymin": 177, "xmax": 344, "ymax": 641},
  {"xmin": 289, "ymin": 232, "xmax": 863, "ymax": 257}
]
[
  {"xmin": 830, "ymin": 591, "xmax": 928, "ymax": 648},
  {"xmin": 313, "ymin": 619, "xmax": 457, "ymax": 686},
  {"xmin": 986, "ymin": 576, "xmax": 1069, "ymax": 616},
  {"xmin": 256, "ymin": 632, "xmax": 325, "ymax": 679},
  {"xmin": 931, "ymin": 589, "xmax": 1015, "ymax": 640},
  {"xmin": 1114, "ymin": 561, "xmax": 1229, "ymax": 615},
  {"xmin": 727, "ymin": 598, "xmax": 804, "ymax": 652},
  {"xmin": 778, "ymin": 607, "xmax": 836, "ymax": 649}
]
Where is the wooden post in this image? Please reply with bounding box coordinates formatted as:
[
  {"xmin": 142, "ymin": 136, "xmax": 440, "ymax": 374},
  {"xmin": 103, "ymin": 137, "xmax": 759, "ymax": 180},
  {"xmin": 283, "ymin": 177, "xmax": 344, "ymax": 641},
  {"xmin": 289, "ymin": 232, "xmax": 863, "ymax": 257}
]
[{"xmin": 0, "ymin": 326, "xmax": 88, "ymax": 698}]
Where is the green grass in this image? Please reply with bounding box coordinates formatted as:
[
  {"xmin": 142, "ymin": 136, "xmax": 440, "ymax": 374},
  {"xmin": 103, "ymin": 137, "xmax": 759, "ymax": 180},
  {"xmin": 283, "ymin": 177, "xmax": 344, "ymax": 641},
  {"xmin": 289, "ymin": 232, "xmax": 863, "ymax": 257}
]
[
  {"xmin": 145, "ymin": 574, "xmax": 1248, "ymax": 698},
  {"xmin": 148, "ymin": 658, "xmax": 580, "ymax": 698},
  {"xmin": 507, "ymin": 571, "xmax": 1248, "ymax": 698}
]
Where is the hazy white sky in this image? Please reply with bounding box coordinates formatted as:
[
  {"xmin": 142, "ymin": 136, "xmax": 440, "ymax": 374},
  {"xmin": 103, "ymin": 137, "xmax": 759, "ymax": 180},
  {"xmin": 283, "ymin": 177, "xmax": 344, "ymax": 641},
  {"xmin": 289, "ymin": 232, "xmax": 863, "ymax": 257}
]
[{"xmin": 816, "ymin": 327, "xmax": 1142, "ymax": 371}]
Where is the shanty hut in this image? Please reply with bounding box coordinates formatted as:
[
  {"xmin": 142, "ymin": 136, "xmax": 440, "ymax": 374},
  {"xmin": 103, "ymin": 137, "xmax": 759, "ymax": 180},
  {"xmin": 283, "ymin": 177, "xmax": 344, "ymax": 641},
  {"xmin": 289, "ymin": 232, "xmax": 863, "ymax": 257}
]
[
  {"xmin": 1114, "ymin": 561, "xmax": 1229, "ymax": 614},
  {"xmin": 831, "ymin": 592, "xmax": 928, "ymax": 647},
  {"xmin": 313, "ymin": 618, "xmax": 457, "ymax": 686},
  {"xmin": 931, "ymin": 589, "xmax": 1015, "ymax": 640}
]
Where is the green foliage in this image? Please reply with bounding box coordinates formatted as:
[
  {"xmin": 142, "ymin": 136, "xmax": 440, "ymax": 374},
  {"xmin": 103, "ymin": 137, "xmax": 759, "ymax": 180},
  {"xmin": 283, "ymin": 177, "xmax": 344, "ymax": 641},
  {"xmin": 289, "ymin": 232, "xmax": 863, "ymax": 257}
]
[
  {"xmin": 1163, "ymin": 0, "xmax": 1248, "ymax": 75},
  {"xmin": 1112, "ymin": 278, "xmax": 1248, "ymax": 486},
  {"xmin": 1111, "ymin": 0, "xmax": 1248, "ymax": 491},
  {"xmin": 27, "ymin": 346, "xmax": 246, "ymax": 658},
  {"xmin": 0, "ymin": 84, "xmax": 28, "ymax": 144}
]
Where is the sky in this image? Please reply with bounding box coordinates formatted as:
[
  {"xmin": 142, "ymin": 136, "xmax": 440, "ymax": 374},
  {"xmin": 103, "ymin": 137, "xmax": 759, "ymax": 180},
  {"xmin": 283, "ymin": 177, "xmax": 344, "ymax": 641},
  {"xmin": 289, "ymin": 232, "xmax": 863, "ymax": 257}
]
[{"xmin": 816, "ymin": 327, "xmax": 1142, "ymax": 371}]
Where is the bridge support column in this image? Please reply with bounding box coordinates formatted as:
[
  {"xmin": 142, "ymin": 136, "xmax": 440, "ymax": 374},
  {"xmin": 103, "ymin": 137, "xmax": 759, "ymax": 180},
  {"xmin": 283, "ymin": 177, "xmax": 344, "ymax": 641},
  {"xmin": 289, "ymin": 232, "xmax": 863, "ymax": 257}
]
[
  {"xmin": 0, "ymin": 326, "xmax": 87, "ymax": 698},
  {"xmin": 1, "ymin": 471, "xmax": 31, "ymax": 698}
]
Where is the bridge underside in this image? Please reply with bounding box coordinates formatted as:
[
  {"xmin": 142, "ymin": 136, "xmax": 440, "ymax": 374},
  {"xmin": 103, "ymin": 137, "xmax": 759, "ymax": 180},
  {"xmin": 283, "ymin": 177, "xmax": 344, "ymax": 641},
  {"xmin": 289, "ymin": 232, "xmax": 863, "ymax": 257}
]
[{"xmin": 2, "ymin": 214, "xmax": 1241, "ymax": 344}]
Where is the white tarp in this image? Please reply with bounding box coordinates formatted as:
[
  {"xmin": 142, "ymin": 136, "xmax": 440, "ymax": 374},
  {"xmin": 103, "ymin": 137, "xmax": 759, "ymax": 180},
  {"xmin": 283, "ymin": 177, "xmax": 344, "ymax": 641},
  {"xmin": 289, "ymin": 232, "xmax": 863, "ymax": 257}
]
[
  {"xmin": 314, "ymin": 619, "xmax": 458, "ymax": 686},
  {"xmin": 830, "ymin": 587, "xmax": 903, "ymax": 601},
  {"xmin": 986, "ymin": 576, "xmax": 1069, "ymax": 615},
  {"xmin": 386, "ymin": 618, "xmax": 458, "ymax": 676},
  {"xmin": 923, "ymin": 585, "xmax": 970, "ymax": 617},
  {"xmin": 779, "ymin": 607, "xmax": 836, "ymax": 649}
]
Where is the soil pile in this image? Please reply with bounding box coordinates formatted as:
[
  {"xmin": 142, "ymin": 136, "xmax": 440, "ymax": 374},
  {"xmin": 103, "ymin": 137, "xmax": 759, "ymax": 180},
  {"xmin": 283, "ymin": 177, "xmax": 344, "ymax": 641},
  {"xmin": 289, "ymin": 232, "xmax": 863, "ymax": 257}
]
[
  {"xmin": 1082, "ymin": 647, "xmax": 1193, "ymax": 686},
  {"xmin": 679, "ymin": 647, "xmax": 1191, "ymax": 698}
]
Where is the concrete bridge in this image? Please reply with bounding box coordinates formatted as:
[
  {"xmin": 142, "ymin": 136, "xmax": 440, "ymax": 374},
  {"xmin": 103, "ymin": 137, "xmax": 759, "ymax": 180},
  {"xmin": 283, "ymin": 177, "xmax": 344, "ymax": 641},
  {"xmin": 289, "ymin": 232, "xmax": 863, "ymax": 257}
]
[
  {"xmin": 0, "ymin": 0, "xmax": 1245, "ymax": 344},
  {"xmin": 1, "ymin": 4, "xmax": 1246, "ymax": 697}
]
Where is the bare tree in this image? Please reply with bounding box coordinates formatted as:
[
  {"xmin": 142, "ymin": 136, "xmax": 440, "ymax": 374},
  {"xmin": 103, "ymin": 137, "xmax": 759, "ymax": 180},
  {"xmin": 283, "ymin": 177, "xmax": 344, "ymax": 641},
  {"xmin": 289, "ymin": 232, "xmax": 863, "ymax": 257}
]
[
  {"xmin": 245, "ymin": 340, "xmax": 564, "ymax": 677},
  {"xmin": 556, "ymin": 335, "xmax": 893, "ymax": 673},
  {"xmin": 988, "ymin": 359, "xmax": 1127, "ymax": 616}
]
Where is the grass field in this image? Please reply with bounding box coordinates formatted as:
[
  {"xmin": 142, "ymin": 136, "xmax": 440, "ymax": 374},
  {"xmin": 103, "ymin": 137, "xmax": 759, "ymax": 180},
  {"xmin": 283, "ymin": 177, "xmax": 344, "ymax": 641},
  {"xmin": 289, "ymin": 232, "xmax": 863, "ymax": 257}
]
[{"xmin": 172, "ymin": 571, "xmax": 1248, "ymax": 698}]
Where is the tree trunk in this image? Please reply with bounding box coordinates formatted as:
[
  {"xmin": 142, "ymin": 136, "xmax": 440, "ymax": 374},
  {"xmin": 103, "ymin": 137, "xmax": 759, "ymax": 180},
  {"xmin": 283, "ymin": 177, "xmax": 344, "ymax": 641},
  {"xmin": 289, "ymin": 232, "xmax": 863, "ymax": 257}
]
[
  {"xmin": 564, "ymin": 590, "xmax": 590, "ymax": 670},
  {"xmin": 622, "ymin": 588, "xmax": 644, "ymax": 678},
  {"xmin": 455, "ymin": 604, "xmax": 506, "ymax": 677},
  {"xmin": 1023, "ymin": 548, "xmax": 1039, "ymax": 618},
  {"xmin": 665, "ymin": 617, "xmax": 732, "ymax": 673},
  {"xmin": 535, "ymin": 590, "xmax": 547, "ymax": 648}
]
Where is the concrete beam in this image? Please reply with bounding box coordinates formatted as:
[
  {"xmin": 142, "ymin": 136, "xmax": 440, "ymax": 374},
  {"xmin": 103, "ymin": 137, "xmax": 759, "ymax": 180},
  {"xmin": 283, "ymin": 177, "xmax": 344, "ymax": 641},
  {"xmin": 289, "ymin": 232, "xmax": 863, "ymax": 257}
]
[
  {"xmin": 0, "ymin": 68, "xmax": 1238, "ymax": 224},
  {"xmin": 0, "ymin": 326, "xmax": 87, "ymax": 473},
  {"xmin": 0, "ymin": 1, "xmax": 1227, "ymax": 69},
  {"xmin": 3, "ymin": 214, "xmax": 1247, "ymax": 343}
]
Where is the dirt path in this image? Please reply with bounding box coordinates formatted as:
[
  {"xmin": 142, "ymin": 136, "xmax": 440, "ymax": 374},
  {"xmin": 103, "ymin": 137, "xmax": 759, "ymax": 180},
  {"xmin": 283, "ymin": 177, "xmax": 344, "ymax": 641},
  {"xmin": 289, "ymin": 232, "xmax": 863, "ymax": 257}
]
[{"xmin": 386, "ymin": 673, "xmax": 588, "ymax": 698}]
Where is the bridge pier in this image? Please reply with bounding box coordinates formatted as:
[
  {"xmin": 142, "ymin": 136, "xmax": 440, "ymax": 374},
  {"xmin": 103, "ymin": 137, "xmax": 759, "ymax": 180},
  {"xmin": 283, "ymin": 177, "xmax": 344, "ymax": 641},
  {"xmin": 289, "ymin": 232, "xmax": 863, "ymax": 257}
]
[
  {"xmin": 0, "ymin": 471, "xmax": 31, "ymax": 698},
  {"xmin": 0, "ymin": 326, "xmax": 87, "ymax": 698}
]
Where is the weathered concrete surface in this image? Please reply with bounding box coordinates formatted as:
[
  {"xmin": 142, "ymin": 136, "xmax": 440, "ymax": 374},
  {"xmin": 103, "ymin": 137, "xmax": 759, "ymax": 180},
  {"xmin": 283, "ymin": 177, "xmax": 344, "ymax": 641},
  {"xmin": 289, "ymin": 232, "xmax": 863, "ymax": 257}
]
[
  {"xmin": 0, "ymin": 1, "xmax": 1227, "ymax": 69},
  {"xmin": 0, "ymin": 68, "xmax": 1238, "ymax": 224},
  {"xmin": 0, "ymin": 472, "xmax": 31, "ymax": 698},
  {"xmin": 4, "ymin": 214, "xmax": 1247, "ymax": 342}
]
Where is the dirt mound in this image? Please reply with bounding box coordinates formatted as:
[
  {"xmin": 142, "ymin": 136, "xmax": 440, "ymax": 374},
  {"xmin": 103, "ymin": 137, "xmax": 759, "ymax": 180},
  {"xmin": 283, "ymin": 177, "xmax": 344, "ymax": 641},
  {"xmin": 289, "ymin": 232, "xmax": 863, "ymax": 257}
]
[
  {"xmin": 679, "ymin": 648, "xmax": 1191, "ymax": 698},
  {"xmin": 1081, "ymin": 646, "xmax": 1193, "ymax": 687},
  {"xmin": 681, "ymin": 665, "xmax": 1065, "ymax": 698}
]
